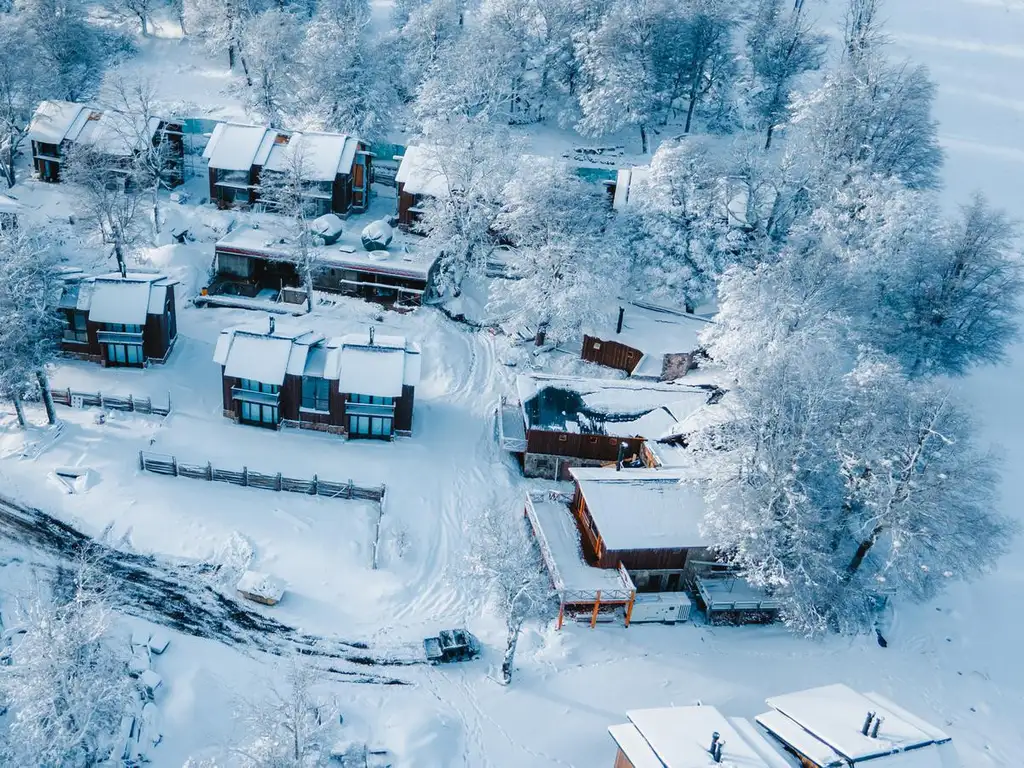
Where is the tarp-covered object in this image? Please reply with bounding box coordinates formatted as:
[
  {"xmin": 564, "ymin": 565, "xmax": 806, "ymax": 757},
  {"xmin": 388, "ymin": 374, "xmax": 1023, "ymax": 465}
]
[{"xmin": 361, "ymin": 219, "xmax": 394, "ymax": 251}]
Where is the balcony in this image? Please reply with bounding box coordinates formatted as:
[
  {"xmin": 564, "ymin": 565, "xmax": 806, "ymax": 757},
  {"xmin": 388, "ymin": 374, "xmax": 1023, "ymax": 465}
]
[
  {"xmin": 96, "ymin": 330, "xmax": 144, "ymax": 345},
  {"xmin": 344, "ymin": 400, "xmax": 395, "ymax": 418},
  {"xmin": 231, "ymin": 386, "xmax": 280, "ymax": 406}
]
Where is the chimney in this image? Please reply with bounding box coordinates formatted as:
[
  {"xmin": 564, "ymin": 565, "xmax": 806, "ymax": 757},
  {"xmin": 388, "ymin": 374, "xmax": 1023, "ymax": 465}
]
[
  {"xmin": 713, "ymin": 741, "xmax": 724, "ymax": 763},
  {"xmin": 268, "ymin": 315, "xmax": 275, "ymax": 335},
  {"xmin": 369, "ymin": 325, "xmax": 375, "ymax": 345},
  {"xmin": 535, "ymin": 321, "xmax": 548, "ymax": 347},
  {"xmin": 708, "ymin": 732, "xmax": 720, "ymax": 755},
  {"xmin": 861, "ymin": 712, "xmax": 875, "ymax": 736},
  {"xmin": 616, "ymin": 306, "xmax": 625, "ymax": 334},
  {"xmin": 870, "ymin": 716, "xmax": 883, "ymax": 739},
  {"xmin": 616, "ymin": 441, "xmax": 629, "ymax": 471}
]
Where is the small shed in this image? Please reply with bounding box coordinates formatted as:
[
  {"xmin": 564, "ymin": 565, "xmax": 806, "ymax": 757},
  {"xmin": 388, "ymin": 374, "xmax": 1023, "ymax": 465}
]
[
  {"xmin": 394, "ymin": 145, "xmax": 448, "ymax": 229},
  {"xmin": 609, "ymin": 705, "xmax": 791, "ymax": 768},
  {"xmin": 756, "ymin": 684, "xmax": 959, "ymax": 768},
  {"xmin": 568, "ymin": 466, "xmax": 710, "ymax": 592}
]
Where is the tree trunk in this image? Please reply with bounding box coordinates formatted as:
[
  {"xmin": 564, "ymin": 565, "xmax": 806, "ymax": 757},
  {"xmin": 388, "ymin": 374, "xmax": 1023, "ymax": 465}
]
[
  {"xmin": 764, "ymin": 123, "xmax": 775, "ymax": 151},
  {"xmin": 37, "ymin": 370, "xmax": 57, "ymax": 425},
  {"xmin": 305, "ymin": 269, "xmax": 314, "ymax": 313},
  {"xmin": 228, "ymin": 43, "xmax": 236, "ymax": 70},
  {"xmin": 684, "ymin": 89, "xmax": 698, "ymax": 134},
  {"xmin": 501, "ymin": 622, "xmax": 519, "ymax": 685},
  {"xmin": 140, "ymin": 13, "xmax": 148, "ymax": 36},
  {"xmin": 152, "ymin": 178, "xmax": 161, "ymax": 238},
  {"xmin": 846, "ymin": 524, "xmax": 884, "ymax": 578},
  {"xmin": 639, "ymin": 123, "xmax": 648, "ymax": 154},
  {"xmin": 113, "ymin": 240, "xmax": 126, "ymax": 276},
  {"xmin": 4, "ymin": 131, "xmax": 15, "ymax": 187},
  {"xmin": 11, "ymin": 392, "xmax": 27, "ymax": 429}
]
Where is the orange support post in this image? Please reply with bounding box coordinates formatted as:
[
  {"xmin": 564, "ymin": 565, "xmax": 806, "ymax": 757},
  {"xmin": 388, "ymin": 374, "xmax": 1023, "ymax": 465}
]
[
  {"xmin": 624, "ymin": 591, "xmax": 636, "ymax": 628},
  {"xmin": 590, "ymin": 591, "xmax": 602, "ymax": 628},
  {"xmin": 557, "ymin": 602, "xmax": 564, "ymax": 630}
]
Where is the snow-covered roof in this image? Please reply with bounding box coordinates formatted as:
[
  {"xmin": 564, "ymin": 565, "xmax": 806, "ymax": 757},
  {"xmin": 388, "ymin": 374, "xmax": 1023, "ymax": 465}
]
[
  {"xmin": 0, "ymin": 193, "xmax": 22, "ymax": 215},
  {"xmin": 328, "ymin": 332, "xmax": 420, "ymax": 398},
  {"xmin": 66, "ymin": 272, "xmax": 176, "ymax": 325},
  {"xmin": 213, "ymin": 323, "xmax": 325, "ymax": 386},
  {"xmin": 757, "ymin": 685, "xmax": 954, "ymax": 767},
  {"xmin": 395, "ymin": 145, "xmax": 449, "ymax": 198},
  {"xmin": 515, "ymin": 374, "xmax": 712, "ymax": 437},
  {"xmin": 27, "ymin": 100, "xmax": 89, "ymax": 144},
  {"xmin": 586, "ymin": 302, "xmax": 714, "ymax": 359},
  {"xmin": 205, "ymin": 124, "xmax": 363, "ymax": 177},
  {"xmin": 203, "ymin": 123, "xmax": 271, "ymax": 171},
  {"xmin": 612, "ymin": 166, "xmax": 651, "ymax": 210},
  {"xmin": 569, "ymin": 467, "xmax": 710, "ymax": 552},
  {"xmin": 215, "ymin": 224, "xmax": 438, "ymax": 281},
  {"xmin": 609, "ymin": 706, "xmax": 788, "ymax": 768}
]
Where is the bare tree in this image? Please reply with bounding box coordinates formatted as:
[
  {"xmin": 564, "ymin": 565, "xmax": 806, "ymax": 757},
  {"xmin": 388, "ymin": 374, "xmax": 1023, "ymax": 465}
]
[
  {"xmin": 0, "ymin": 20, "xmax": 49, "ymax": 188},
  {"xmin": 466, "ymin": 506, "xmax": 555, "ymax": 684},
  {"xmin": 233, "ymin": 656, "xmax": 340, "ymax": 767},
  {"xmin": 63, "ymin": 144, "xmax": 145, "ymax": 275},
  {"xmin": 255, "ymin": 140, "xmax": 320, "ymax": 313}
]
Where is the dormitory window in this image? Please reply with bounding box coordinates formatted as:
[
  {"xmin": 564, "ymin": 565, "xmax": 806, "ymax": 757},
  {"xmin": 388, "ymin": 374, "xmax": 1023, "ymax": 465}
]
[{"xmin": 301, "ymin": 377, "xmax": 331, "ymax": 412}]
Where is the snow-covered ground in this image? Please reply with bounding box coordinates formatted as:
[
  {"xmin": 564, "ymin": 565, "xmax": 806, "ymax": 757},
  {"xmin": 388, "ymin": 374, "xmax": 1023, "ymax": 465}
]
[{"xmin": 3, "ymin": 0, "xmax": 1024, "ymax": 765}]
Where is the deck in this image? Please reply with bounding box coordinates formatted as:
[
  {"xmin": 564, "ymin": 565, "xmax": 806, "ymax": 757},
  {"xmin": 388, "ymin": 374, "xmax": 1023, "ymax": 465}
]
[
  {"xmin": 694, "ymin": 574, "xmax": 780, "ymax": 621},
  {"xmin": 497, "ymin": 399, "xmax": 527, "ymax": 452}
]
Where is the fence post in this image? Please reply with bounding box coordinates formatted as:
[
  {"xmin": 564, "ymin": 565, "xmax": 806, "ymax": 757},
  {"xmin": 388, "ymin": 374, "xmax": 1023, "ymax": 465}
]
[
  {"xmin": 99, "ymin": 392, "xmax": 104, "ymax": 409},
  {"xmin": 207, "ymin": 462, "xmax": 213, "ymax": 481},
  {"xmin": 66, "ymin": 387, "xmax": 72, "ymax": 405},
  {"xmin": 171, "ymin": 456, "xmax": 178, "ymax": 477},
  {"xmin": 138, "ymin": 451, "xmax": 144, "ymax": 471},
  {"xmin": 347, "ymin": 480, "xmax": 353, "ymax": 499},
  {"xmin": 311, "ymin": 474, "xmax": 318, "ymax": 495},
  {"xmin": 242, "ymin": 467, "xmax": 248, "ymax": 487},
  {"xmin": 128, "ymin": 394, "xmax": 134, "ymax": 412},
  {"xmin": 166, "ymin": 392, "xmax": 172, "ymax": 415},
  {"xmin": 276, "ymin": 472, "xmax": 282, "ymax": 491}
]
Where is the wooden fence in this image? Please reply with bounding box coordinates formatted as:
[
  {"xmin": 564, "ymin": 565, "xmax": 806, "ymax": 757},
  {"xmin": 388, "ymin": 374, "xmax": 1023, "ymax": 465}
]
[
  {"xmin": 137, "ymin": 451, "xmax": 385, "ymax": 503},
  {"xmin": 51, "ymin": 388, "xmax": 171, "ymax": 416}
]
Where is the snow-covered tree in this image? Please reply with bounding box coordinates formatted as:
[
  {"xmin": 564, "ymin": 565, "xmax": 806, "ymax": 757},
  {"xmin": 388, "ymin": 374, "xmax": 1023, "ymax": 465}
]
[
  {"xmin": 671, "ymin": 0, "xmax": 737, "ymax": 134},
  {"xmin": 0, "ymin": 228, "xmax": 63, "ymax": 427},
  {"xmin": 255, "ymin": 141, "xmax": 319, "ymax": 312},
  {"xmin": 491, "ymin": 159, "xmax": 619, "ymax": 341},
  {"xmin": 745, "ymin": 0, "xmax": 826, "ymax": 149},
  {"xmin": 0, "ymin": 20, "xmax": 49, "ymax": 187},
  {"xmin": 63, "ymin": 147, "xmax": 145, "ymax": 276},
  {"xmin": 239, "ymin": 8, "xmax": 303, "ymax": 125},
  {"xmin": 392, "ymin": 0, "xmax": 467, "ymax": 99},
  {"xmin": 414, "ymin": 118, "xmax": 520, "ymax": 296},
  {"xmin": 300, "ymin": 4, "xmax": 398, "ymax": 142},
  {"xmin": 185, "ymin": 0, "xmax": 267, "ymax": 72},
  {"xmin": 233, "ymin": 657, "xmax": 340, "ymax": 767},
  {"xmin": 107, "ymin": 0, "xmax": 164, "ymax": 36},
  {"xmin": 19, "ymin": 0, "xmax": 104, "ymax": 101},
  {"xmin": 624, "ymin": 138, "xmax": 740, "ymax": 310},
  {"xmin": 466, "ymin": 506, "xmax": 554, "ymax": 684},
  {"xmin": 0, "ymin": 560, "xmax": 132, "ymax": 765}
]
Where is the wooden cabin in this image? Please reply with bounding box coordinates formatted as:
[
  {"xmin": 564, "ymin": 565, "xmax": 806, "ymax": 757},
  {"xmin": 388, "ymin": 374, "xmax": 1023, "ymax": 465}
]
[
  {"xmin": 582, "ymin": 303, "xmax": 713, "ymax": 380},
  {"xmin": 0, "ymin": 193, "xmax": 21, "ymax": 231},
  {"xmin": 203, "ymin": 124, "xmax": 370, "ymax": 215},
  {"xmin": 567, "ymin": 467, "xmax": 710, "ymax": 593},
  {"xmin": 210, "ymin": 223, "xmax": 437, "ymax": 307},
  {"xmin": 609, "ymin": 705, "xmax": 791, "ymax": 768},
  {"xmin": 56, "ymin": 272, "xmax": 178, "ymax": 367},
  {"xmin": 213, "ymin": 321, "xmax": 420, "ymax": 439},
  {"xmin": 756, "ymin": 684, "xmax": 957, "ymax": 768},
  {"xmin": 502, "ymin": 374, "xmax": 713, "ymax": 479},
  {"xmin": 27, "ymin": 100, "xmax": 184, "ymax": 184},
  {"xmin": 394, "ymin": 145, "xmax": 448, "ymax": 230}
]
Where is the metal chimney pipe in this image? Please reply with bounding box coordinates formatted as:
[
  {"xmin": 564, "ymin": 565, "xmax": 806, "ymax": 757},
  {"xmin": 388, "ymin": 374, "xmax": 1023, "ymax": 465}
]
[
  {"xmin": 862, "ymin": 712, "xmax": 875, "ymax": 736},
  {"xmin": 714, "ymin": 741, "xmax": 724, "ymax": 763},
  {"xmin": 870, "ymin": 716, "xmax": 883, "ymax": 739},
  {"xmin": 616, "ymin": 306, "xmax": 625, "ymax": 334},
  {"xmin": 616, "ymin": 441, "xmax": 629, "ymax": 471},
  {"xmin": 268, "ymin": 316, "xmax": 275, "ymax": 335},
  {"xmin": 369, "ymin": 326, "xmax": 375, "ymax": 345},
  {"xmin": 708, "ymin": 732, "xmax": 720, "ymax": 755}
]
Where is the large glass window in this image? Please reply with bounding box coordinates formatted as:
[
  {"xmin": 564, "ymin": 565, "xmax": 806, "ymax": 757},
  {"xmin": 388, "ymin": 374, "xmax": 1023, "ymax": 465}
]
[
  {"xmin": 350, "ymin": 394, "xmax": 393, "ymax": 406},
  {"xmin": 103, "ymin": 323, "xmax": 142, "ymax": 334},
  {"xmin": 240, "ymin": 379, "xmax": 279, "ymax": 395},
  {"xmin": 241, "ymin": 401, "xmax": 278, "ymax": 425},
  {"xmin": 106, "ymin": 343, "xmax": 142, "ymax": 366},
  {"xmin": 301, "ymin": 377, "xmax": 330, "ymax": 412},
  {"xmin": 63, "ymin": 311, "xmax": 88, "ymax": 343}
]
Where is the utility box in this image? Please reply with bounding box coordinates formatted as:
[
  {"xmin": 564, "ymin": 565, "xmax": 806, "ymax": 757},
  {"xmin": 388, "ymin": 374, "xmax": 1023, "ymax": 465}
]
[{"xmin": 630, "ymin": 592, "xmax": 692, "ymax": 624}]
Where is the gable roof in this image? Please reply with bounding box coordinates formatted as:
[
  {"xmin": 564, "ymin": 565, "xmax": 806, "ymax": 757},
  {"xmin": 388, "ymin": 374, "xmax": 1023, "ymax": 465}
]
[
  {"xmin": 395, "ymin": 145, "xmax": 449, "ymax": 198},
  {"xmin": 66, "ymin": 272, "xmax": 176, "ymax": 326},
  {"xmin": 28, "ymin": 101, "xmax": 163, "ymax": 155},
  {"xmin": 609, "ymin": 706, "xmax": 790, "ymax": 768},
  {"xmin": 757, "ymin": 684, "xmax": 954, "ymax": 766},
  {"xmin": 204, "ymin": 123, "xmax": 364, "ymax": 177},
  {"xmin": 203, "ymin": 123, "xmax": 271, "ymax": 172},
  {"xmin": 586, "ymin": 302, "xmax": 714, "ymax": 360},
  {"xmin": 213, "ymin": 323, "xmax": 325, "ymax": 386},
  {"xmin": 27, "ymin": 101, "xmax": 89, "ymax": 145},
  {"xmin": 569, "ymin": 467, "xmax": 710, "ymax": 552},
  {"xmin": 325, "ymin": 332, "xmax": 421, "ymax": 398},
  {"xmin": 613, "ymin": 166, "xmax": 651, "ymax": 210},
  {"xmin": 0, "ymin": 193, "xmax": 22, "ymax": 215}
]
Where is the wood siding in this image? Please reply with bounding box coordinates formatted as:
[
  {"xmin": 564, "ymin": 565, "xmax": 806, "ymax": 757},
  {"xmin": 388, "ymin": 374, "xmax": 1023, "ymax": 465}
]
[
  {"xmin": 525, "ymin": 430, "xmax": 639, "ymax": 462},
  {"xmin": 581, "ymin": 335, "xmax": 643, "ymax": 374},
  {"xmin": 613, "ymin": 748, "xmax": 636, "ymax": 768},
  {"xmin": 397, "ymin": 183, "xmax": 422, "ymax": 229},
  {"xmin": 60, "ymin": 297, "xmax": 176, "ymax": 366}
]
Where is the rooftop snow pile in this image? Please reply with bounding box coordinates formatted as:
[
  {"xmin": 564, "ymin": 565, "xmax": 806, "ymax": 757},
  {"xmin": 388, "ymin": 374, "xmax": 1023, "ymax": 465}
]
[
  {"xmin": 61, "ymin": 272, "xmax": 176, "ymax": 326},
  {"xmin": 395, "ymin": 145, "xmax": 449, "ymax": 198},
  {"xmin": 213, "ymin": 323, "xmax": 324, "ymax": 386},
  {"xmin": 27, "ymin": 100, "xmax": 162, "ymax": 156},
  {"xmin": 569, "ymin": 467, "xmax": 710, "ymax": 552},
  {"xmin": 585, "ymin": 302, "xmax": 714, "ymax": 359},
  {"xmin": 756, "ymin": 684, "xmax": 958, "ymax": 768},
  {"xmin": 327, "ymin": 333, "xmax": 421, "ymax": 399},
  {"xmin": 237, "ymin": 570, "xmax": 286, "ymax": 605},
  {"xmin": 204, "ymin": 124, "xmax": 362, "ymax": 178}
]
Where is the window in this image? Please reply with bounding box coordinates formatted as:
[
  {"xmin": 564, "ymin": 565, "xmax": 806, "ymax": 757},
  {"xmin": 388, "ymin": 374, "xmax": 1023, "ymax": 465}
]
[
  {"xmin": 241, "ymin": 401, "xmax": 278, "ymax": 426},
  {"xmin": 350, "ymin": 394, "xmax": 393, "ymax": 406},
  {"xmin": 240, "ymin": 379, "xmax": 279, "ymax": 395},
  {"xmin": 63, "ymin": 311, "xmax": 88, "ymax": 343},
  {"xmin": 103, "ymin": 323, "xmax": 142, "ymax": 334},
  {"xmin": 301, "ymin": 376, "xmax": 330, "ymax": 412},
  {"xmin": 592, "ymin": 342, "xmax": 601, "ymax": 350},
  {"xmin": 558, "ymin": 434, "xmax": 568, "ymax": 442}
]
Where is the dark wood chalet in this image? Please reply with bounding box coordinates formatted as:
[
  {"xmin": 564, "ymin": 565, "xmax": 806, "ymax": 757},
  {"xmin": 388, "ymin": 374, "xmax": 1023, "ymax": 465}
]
[
  {"xmin": 213, "ymin": 321, "xmax": 420, "ymax": 439},
  {"xmin": 567, "ymin": 467, "xmax": 710, "ymax": 593},
  {"xmin": 27, "ymin": 100, "xmax": 184, "ymax": 184},
  {"xmin": 57, "ymin": 272, "xmax": 178, "ymax": 367},
  {"xmin": 203, "ymin": 124, "xmax": 370, "ymax": 216},
  {"xmin": 499, "ymin": 374, "xmax": 713, "ymax": 479},
  {"xmin": 210, "ymin": 223, "xmax": 438, "ymax": 307},
  {"xmin": 581, "ymin": 303, "xmax": 713, "ymax": 380},
  {"xmin": 394, "ymin": 145, "xmax": 447, "ymax": 230}
]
